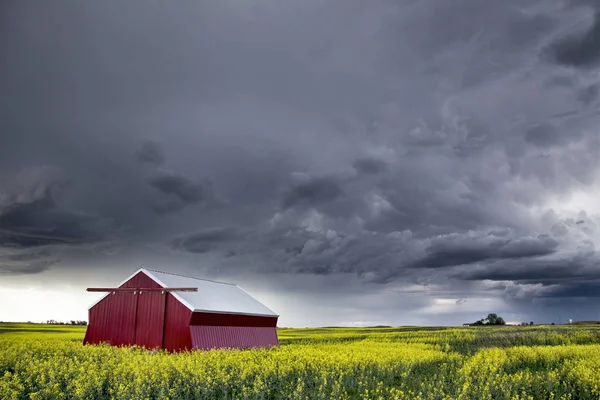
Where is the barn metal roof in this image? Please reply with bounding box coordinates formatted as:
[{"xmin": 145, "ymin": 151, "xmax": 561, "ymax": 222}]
[
  {"xmin": 145, "ymin": 269, "xmax": 278, "ymax": 317},
  {"xmin": 88, "ymin": 268, "xmax": 278, "ymax": 317}
]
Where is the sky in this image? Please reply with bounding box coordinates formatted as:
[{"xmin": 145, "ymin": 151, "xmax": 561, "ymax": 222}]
[{"xmin": 1, "ymin": 0, "xmax": 600, "ymax": 327}]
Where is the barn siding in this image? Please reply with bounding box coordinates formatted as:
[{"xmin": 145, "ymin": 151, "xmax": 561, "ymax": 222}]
[
  {"xmin": 134, "ymin": 291, "xmax": 166, "ymax": 349},
  {"xmin": 85, "ymin": 292, "xmax": 137, "ymax": 346},
  {"xmin": 163, "ymin": 293, "xmax": 193, "ymax": 352},
  {"xmin": 85, "ymin": 271, "xmax": 165, "ymax": 348},
  {"xmin": 122, "ymin": 271, "xmax": 162, "ymax": 289},
  {"xmin": 190, "ymin": 326, "xmax": 278, "ymax": 350}
]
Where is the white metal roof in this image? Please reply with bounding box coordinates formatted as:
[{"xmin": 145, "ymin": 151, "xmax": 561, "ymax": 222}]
[{"xmin": 88, "ymin": 268, "xmax": 278, "ymax": 317}]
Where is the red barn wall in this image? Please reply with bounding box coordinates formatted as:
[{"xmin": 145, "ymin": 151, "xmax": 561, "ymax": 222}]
[
  {"xmin": 134, "ymin": 291, "xmax": 166, "ymax": 348},
  {"xmin": 163, "ymin": 293, "xmax": 193, "ymax": 352},
  {"xmin": 122, "ymin": 272, "xmax": 162, "ymax": 289},
  {"xmin": 85, "ymin": 272, "xmax": 171, "ymax": 349},
  {"xmin": 189, "ymin": 312, "xmax": 279, "ymax": 350},
  {"xmin": 190, "ymin": 326, "xmax": 279, "ymax": 350},
  {"xmin": 85, "ymin": 292, "xmax": 137, "ymax": 346}
]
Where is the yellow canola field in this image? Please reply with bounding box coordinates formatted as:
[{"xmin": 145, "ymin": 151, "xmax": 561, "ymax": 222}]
[{"xmin": 2, "ymin": 324, "xmax": 600, "ymax": 399}]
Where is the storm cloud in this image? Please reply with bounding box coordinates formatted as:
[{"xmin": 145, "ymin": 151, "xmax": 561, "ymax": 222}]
[
  {"xmin": 2, "ymin": 0, "xmax": 600, "ymax": 325},
  {"xmin": 411, "ymin": 233, "xmax": 560, "ymax": 269},
  {"xmin": 549, "ymin": 9, "xmax": 600, "ymax": 67},
  {"xmin": 136, "ymin": 140, "xmax": 165, "ymax": 167},
  {"xmin": 171, "ymin": 227, "xmax": 239, "ymax": 254}
]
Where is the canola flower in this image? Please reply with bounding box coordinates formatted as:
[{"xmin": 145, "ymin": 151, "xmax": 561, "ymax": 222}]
[{"xmin": 1, "ymin": 324, "xmax": 600, "ymax": 399}]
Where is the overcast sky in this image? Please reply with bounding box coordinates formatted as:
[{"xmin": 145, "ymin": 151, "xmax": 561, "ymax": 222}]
[{"xmin": 2, "ymin": 0, "xmax": 600, "ymax": 327}]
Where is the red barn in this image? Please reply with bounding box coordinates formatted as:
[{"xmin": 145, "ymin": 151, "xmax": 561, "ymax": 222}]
[{"xmin": 83, "ymin": 268, "xmax": 279, "ymax": 351}]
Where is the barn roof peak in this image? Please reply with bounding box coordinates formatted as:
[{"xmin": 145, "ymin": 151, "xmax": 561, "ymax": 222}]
[{"xmin": 142, "ymin": 268, "xmax": 237, "ymax": 287}]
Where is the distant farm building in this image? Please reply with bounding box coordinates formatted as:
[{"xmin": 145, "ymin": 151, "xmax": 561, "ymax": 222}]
[{"xmin": 84, "ymin": 268, "xmax": 279, "ymax": 351}]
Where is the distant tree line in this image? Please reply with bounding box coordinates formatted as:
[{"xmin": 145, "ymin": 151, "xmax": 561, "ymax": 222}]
[
  {"xmin": 469, "ymin": 313, "xmax": 506, "ymax": 326},
  {"xmin": 45, "ymin": 320, "xmax": 88, "ymax": 325}
]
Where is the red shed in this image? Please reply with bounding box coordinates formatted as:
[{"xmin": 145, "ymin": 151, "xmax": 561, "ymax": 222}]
[{"xmin": 83, "ymin": 268, "xmax": 279, "ymax": 351}]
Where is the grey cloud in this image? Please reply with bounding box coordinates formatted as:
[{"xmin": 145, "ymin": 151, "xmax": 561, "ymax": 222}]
[
  {"xmin": 136, "ymin": 140, "xmax": 165, "ymax": 166},
  {"xmin": 147, "ymin": 171, "xmax": 209, "ymax": 214},
  {"xmin": 542, "ymin": 281, "xmax": 600, "ymax": 298},
  {"xmin": 353, "ymin": 157, "xmax": 387, "ymax": 175},
  {"xmin": 0, "ymin": 247, "xmax": 60, "ymax": 275},
  {"xmin": 458, "ymin": 256, "xmax": 591, "ymax": 283},
  {"xmin": 0, "ymin": 199, "xmax": 108, "ymax": 247},
  {"xmin": 4, "ymin": 0, "xmax": 600, "ymax": 324},
  {"xmin": 524, "ymin": 123, "xmax": 561, "ymax": 148},
  {"xmin": 282, "ymin": 176, "xmax": 344, "ymax": 209},
  {"xmin": 549, "ymin": 9, "xmax": 600, "ymax": 67},
  {"xmin": 0, "ymin": 166, "xmax": 115, "ymax": 274},
  {"xmin": 0, "ymin": 166, "xmax": 112, "ymax": 248},
  {"xmin": 173, "ymin": 224, "xmax": 575, "ymax": 290},
  {"xmin": 577, "ymin": 84, "xmax": 599, "ymax": 105},
  {"xmin": 0, "ymin": 166, "xmax": 66, "ymax": 210},
  {"xmin": 171, "ymin": 227, "xmax": 239, "ymax": 254},
  {"xmin": 0, "ymin": 259, "xmax": 58, "ymax": 276},
  {"xmin": 411, "ymin": 233, "xmax": 560, "ymax": 269}
]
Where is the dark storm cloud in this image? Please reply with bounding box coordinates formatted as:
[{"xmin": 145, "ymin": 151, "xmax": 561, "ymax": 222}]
[
  {"xmin": 0, "ymin": 166, "xmax": 116, "ymax": 274},
  {"xmin": 353, "ymin": 157, "xmax": 387, "ymax": 175},
  {"xmin": 171, "ymin": 227, "xmax": 239, "ymax": 254},
  {"xmin": 0, "ymin": 247, "xmax": 60, "ymax": 275},
  {"xmin": 411, "ymin": 233, "xmax": 560, "ymax": 269},
  {"xmin": 524, "ymin": 123, "xmax": 561, "ymax": 148},
  {"xmin": 0, "ymin": 259, "xmax": 58, "ymax": 276},
  {"xmin": 148, "ymin": 173, "xmax": 205, "ymax": 203},
  {"xmin": 549, "ymin": 9, "xmax": 600, "ymax": 67},
  {"xmin": 0, "ymin": 199, "xmax": 107, "ymax": 247},
  {"xmin": 3, "ymin": 0, "xmax": 600, "ymax": 324},
  {"xmin": 136, "ymin": 140, "xmax": 165, "ymax": 166},
  {"xmin": 577, "ymin": 84, "xmax": 599, "ymax": 105},
  {"xmin": 458, "ymin": 257, "xmax": 589, "ymax": 283},
  {"xmin": 282, "ymin": 177, "xmax": 344, "ymax": 209},
  {"xmin": 147, "ymin": 171, "xmax": 210, "ymax": 214},
  {"xmin": 543, "ymin": 282, "xmax": 600, "ymax": 298}
]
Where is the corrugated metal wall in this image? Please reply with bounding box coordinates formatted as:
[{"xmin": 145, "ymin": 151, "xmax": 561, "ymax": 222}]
[
  {"xmin": 134, "ymin": 291, "xmax": 166, "ymax": 348},
  {"xmin": 85, "ymin": 272, "xmax": 167, "ymax": 349},
  {"xmin": 163, "ymin": 293, "xmax": 193, "ymax": 352},
  {"xmin": 123, "ymin": 272, "xmax": 162, "ymax": 289},
  {"xmin": 85, "ymin": 292, "xmax": 137, "ymax": 346},
  {"xmin": 190, "ymin": 326, "xmax": 279, "ymax": 350}
]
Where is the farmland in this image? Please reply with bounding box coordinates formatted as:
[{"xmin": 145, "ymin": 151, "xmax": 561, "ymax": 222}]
[{"xmin": 2, "ymin": 323, "xmax": 600, "ymax": 399}]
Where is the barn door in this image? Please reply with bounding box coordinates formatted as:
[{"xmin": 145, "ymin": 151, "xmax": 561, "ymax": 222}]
[
  {"xmin": 102, "ymin": 292, "xmax": 137, "ymax": 347},
  {"xmin": 134, "ymin": 290, "xmax": 166, "ymax": 349}
]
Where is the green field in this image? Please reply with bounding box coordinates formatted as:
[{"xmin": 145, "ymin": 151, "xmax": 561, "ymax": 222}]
[{"xmin": 3, "ymin": 323, "xmax": 600, "ymax": 399}]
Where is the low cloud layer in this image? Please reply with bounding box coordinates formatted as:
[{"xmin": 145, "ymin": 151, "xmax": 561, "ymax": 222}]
[{"xmin": 2, "ymin": 0, "xmax": 600, "ymax": 324}]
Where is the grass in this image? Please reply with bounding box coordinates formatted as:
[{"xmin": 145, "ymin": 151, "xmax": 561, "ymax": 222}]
[{"xmin": 2, "ymin": 323, "xmax": 600, "ymax": 398}]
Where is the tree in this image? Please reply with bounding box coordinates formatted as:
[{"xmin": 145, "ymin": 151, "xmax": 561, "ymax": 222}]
[
  {"xmin": 470, "ymin": 314, "xmax": 506, "ymax": 326},
  {"xmin": 486, "ymin": 314, "xmax": 505, "ymax": 325},
  {"xmin": 529, "ymin": 321, "xmax": 534, "ymax": 326},
  {"xmin": 486, "ymin": 314, "xmax": 499, "ymax": 325}
]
